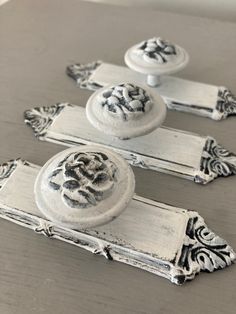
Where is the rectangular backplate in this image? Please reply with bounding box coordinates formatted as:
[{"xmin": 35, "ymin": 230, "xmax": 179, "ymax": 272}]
[
  {"xmin": 0, "ymin": 159, "xmax": 235, "ymax": 285},
  {"xmin": 24, "ymin": 103, "xmax": 236, "ymax": 184},
  {"xmin": 66, "ymin": 61, "xmax": 236, "ymax": 120}
]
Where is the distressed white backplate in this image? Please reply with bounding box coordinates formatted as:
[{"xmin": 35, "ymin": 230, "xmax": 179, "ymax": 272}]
[
  {"xmin": 66, "ymin": 61, "xmax": 236, "ymax": 120},
  {"xmin": 0, "ymin": 159, "xmax": 235, "ymax": 285},
  {"xmin": 24, "ymin": 103, "xmax": 236, "ymax": 184}
]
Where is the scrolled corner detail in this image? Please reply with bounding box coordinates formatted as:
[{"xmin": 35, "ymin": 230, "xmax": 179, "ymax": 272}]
[
  {"xmin": 178, "ymin": 212, "xmax": 236, "ymax": 282},
  {"xmin": 214, "ymin": 87, "xmax": 236, "ymax": 120},
  {"xmin": 24, "ymin": 103, "xmax": 69, "ymax": 138},
  {"xmin": 0, "ymin": 158, "xmax": 27, "ymax": 189},
  {"xmin": 66, "ymin": 61, "xmax": 103, "ymax": 90},
  {"xmin": 195, "ymin": 137, "xmax": 236, "ymax": 184}
]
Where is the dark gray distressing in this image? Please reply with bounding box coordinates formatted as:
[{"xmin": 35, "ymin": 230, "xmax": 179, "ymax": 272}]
[{"xmin": 1, "ymin": 0, "xmax": 236, "ymax": 313}]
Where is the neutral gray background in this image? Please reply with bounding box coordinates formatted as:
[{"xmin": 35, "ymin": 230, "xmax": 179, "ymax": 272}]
[
  {"xmin": 0, "ymin": 0, "xmax": 236, "ymax": 313},
  {"xmin": 87, "ymin": 0, "xmax": 236, "ymax": 22}
]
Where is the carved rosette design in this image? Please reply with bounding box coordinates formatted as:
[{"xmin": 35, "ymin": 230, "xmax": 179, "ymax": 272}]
[
  {"xmin": 196, "ymin": 137, "xmax": 236, "ymax": 184},
  {"xmin": 99, "ymin": 83, "xmax": 153, "ymax": 121},
  {"xmin": 66, "ymin": 61, "xmax": 103, "ymax": 90},
  {"xmin": 48, "ymin": 152, "xmax": 118, "ymax": 209},
  {"xmin": 176, "ymin": 213, "xmax": 236, "ymax": 284},
  {"xmin": 135, "ymin": 37, "xmax": 177, "ymax": 64},
  {"xmin": 24, "ymin": 103, "xmax": 67, "ymax": 138},
  {"xmin": 215, "ymin": 87, "xmax": 236, "ymax": 119},
  {"xmin": 0, "ymin": 159, "xmax": 235, "ymax": 285}
]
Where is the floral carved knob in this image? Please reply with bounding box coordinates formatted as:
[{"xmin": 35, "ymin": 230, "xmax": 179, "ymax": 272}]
[
  {"xmin": 125, "ymin": 37, "xmax": 189, "ymax": 87},
  {"xmin": 35, "ymin": 145, "xmax": 135, "ymax": 229},
  {"xmin": 86, "ymin": 83, "xmax": 166, "ymax": 139}
]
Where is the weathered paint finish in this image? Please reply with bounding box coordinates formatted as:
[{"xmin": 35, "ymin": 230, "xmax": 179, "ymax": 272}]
[
  {"xmin": 66, "ymin": 62, "xmax": 236, "ymax": 120},
  {"xmin": 24, "ymin": 104, "xmax": 236, "ymax": 184},
  {"xmin": 0, "ymin": 159, "xmax": 235, "ymax": 285}
]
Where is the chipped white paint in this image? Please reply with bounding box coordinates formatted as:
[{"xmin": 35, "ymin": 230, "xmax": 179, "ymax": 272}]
[
  {"xmin": 24, "ymin": 104, "xmax": 236, "ymax": 184},
  {"xmin": 35, "ymin": 146, "xmax": 135, "ymax": 229},
  {"xmin": 125, "ymin": 37, "xmax": 189, "ymax": 87},
  {"xmin": 0, "ymin": 159, "xmax": 235, "ymax": 285},
  {"xmin": 86, "ymin": 83, "xmax": 166, "ymax": 139},
  {"xmin": 66, "ymin": 61, "xmax": 236, "ymax": 120}
]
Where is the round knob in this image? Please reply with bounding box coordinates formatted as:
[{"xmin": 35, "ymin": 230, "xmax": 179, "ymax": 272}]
[
  {"xmin": 34, "ymin": 145, "xmax": 135, "ymax": 229},
  {"xmin": 86, "ymin": 83, "xmax": 166, "ymax": 139},
  {"xmin": 125, "ymin": 37, "xmax": 189, "ymax": 87}
]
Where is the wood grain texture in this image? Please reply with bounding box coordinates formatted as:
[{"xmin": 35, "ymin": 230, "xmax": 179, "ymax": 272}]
[{"xmin": 0, "ymin": 0, "xmax": 236, "ymax": 313}]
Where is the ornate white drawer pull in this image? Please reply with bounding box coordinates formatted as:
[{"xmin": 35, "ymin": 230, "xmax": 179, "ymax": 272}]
[
  {"xmin": 125, "ymin": 37, "xmax": 189, "ymax": 87},
  {"xmin": 24, "ymin": 103, "xmax": 236, "ymax": 184},
  {"xmin": 66, "ymin": 37, "xmax": 236, "ymax": 120},
  {"xmin": 0, "ymin": 155, "xmax": 235, "ymax": 285},
  {"xmin": 86, "ymin": 83, "xmax": 166, "ymax": 139},
  {"xmin": 35, "ymin": 145, "xmax": 135, "ymax": 229}
]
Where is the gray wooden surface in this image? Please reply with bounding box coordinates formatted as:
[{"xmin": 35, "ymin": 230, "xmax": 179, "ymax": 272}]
[{"xmin": 0, "ymin": 0, "xmax": 236, "ymax": 313}]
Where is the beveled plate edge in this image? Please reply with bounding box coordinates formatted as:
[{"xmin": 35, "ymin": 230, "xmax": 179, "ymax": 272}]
[
  {"xmin": 24, "ymin": 104, "xmax": 236, "ymax": 184},
  {"xmin": 0, "ymin": 159, "xmax": 235, "ymax": 285},
  {"xmin": 66, "ymin": 61, "xmax": 236, "ymax": 120}
]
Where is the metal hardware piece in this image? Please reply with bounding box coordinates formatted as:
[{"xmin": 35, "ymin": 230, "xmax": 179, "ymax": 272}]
[
  {"xmin": 66, "ymin": 61, "xmax": 236, "ymax": 120},
  {"xmin": 0, "ymin": 159, "xmax": 235, "ymax": 285},
  {"xmin": 24, "ymin": 103, "xmax": 236, "ymax": 184}
]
